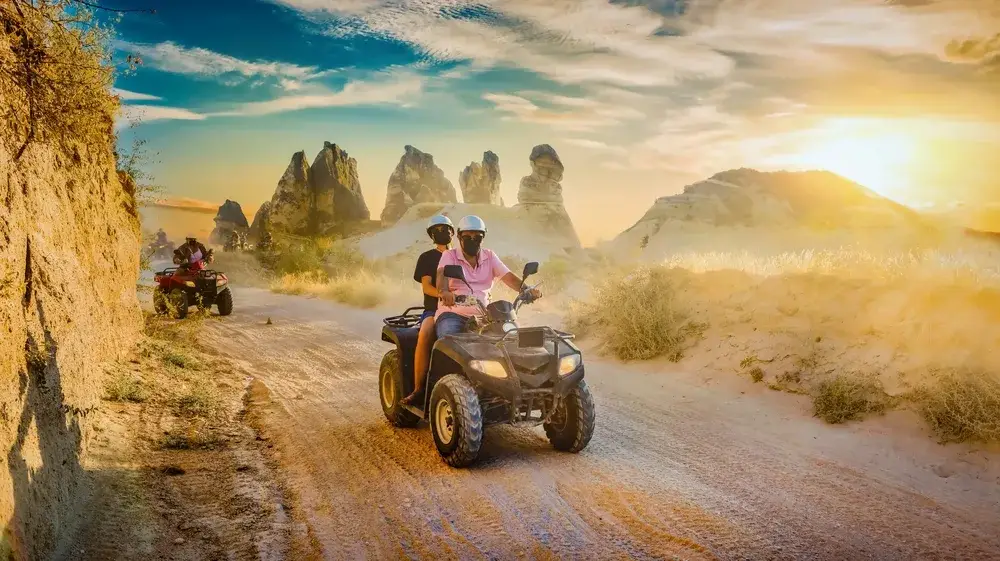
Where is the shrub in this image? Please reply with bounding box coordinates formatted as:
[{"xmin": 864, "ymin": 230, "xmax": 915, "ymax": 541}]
[
  {"xmin": 918, "ymin": 369, "xmax": 1000, "ymax": 443},
  {"xmin": 270, "ymin": 270, "xmax": 396, "ymax": 309},
  {"xmin": 567, "ymin": 266, "xmax": 698, "ymax": 361},
  {"xmin": 812, "ymin": 374, "xmax": 892, "ymax": 424},
  {"xmin": 104, "ymin": 372, "xmax": 149, "ymax": 403}
]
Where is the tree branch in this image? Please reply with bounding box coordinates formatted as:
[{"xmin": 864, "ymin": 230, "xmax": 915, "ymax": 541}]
[{"xmin": 70, "ymin": 0, "xmax": 156, "ymax": 14}]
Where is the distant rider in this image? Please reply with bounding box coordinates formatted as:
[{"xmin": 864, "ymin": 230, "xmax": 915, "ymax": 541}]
[
  {"xmin": 400, "ymin": 215, "xmax": 454, "ymax": 406},
  {"xmin": 435, "ymin": 215, "xmax": 542, "ymax": 339},
  {"xmin": 173, "ymin": 235, "xmax": 212, "ymax": 270}
]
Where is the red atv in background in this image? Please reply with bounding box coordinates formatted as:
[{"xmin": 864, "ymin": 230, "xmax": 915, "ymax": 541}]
[{"xmin": 153, "ymin": 251, "xmax": 233, "ymax": 318}]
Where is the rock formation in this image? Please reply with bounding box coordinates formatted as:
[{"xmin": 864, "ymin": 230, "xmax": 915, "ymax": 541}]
[
  {"xmin": 209, "ymin": 199, "xmax": 249, "ymax": 244},
  {"xmin": 248, "ymin": 201, "xmax": 272, "ymax": 241},
  {"xmin": 514, "ymin": 144, "xmax": 580, "ymax": 246},
  {"xmin": 615, "ymin": 168, "xmax": 934, "ymax": 253},
  {"xmin": 624, "ymin": 168, "xmax": 924, "ymax": 236},
  {"xmin": 459, "ymin": 150, "xmax": 503, "ymax": 205},
  {"xmin": 266, "ymin": 142, "xmax": 371, "ymax": 237},
  {"xmin": 381, "ymin": 145, "xmax": 458, "ymax": 225}
]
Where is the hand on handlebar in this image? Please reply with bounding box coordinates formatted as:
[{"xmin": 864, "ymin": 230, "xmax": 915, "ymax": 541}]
[{"xmin": 440, "ymin": 290, "xmax": 456, "ymax": 306}]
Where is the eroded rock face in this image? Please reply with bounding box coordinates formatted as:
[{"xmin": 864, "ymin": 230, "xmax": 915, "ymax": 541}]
[
  {"xmin": 266, "ymin": 142, "xmax": 371, "ymax": 237},
  {"xmin": 1, "ymin": 136, "xmax": 141, "ymax": 560},
  {"xmin": 381, "ymin": 145, "xmax": 458, "ymax": 226},
  {"xmin": 209, "ymin": 199, "xmax": 249, "ymax": 244},
  {"xmin": 514, "ymin": 144, "xmax": 580, "ymax": 246},
  {"xmin": 248, "ymin": 201, "xmax": 272, "ymax": 241},
  {"xmin": 459, "ymin": 150, "xmax": 502, "ymax": 205}
]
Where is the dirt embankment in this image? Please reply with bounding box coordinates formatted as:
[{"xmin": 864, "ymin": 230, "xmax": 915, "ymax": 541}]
[
  {"xmin": 1, "ymin": 5, "xmax": 142, "ymax": 556},
  {"xmin": 0, "ymin": 138, "xmax": 142, "ymax": 556}
]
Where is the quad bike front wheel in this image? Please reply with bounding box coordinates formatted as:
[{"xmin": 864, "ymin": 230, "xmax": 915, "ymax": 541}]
[
  {"xmin": 152, "ymin": 287, "xmax": 168, "ymax": 315},
  {"xmin": 378, "ymin": 350, "xmax": 419, "ymax": 428},
  {"xmin": 544, "ymin": 379, "xmax": 596, "ymax": 453},
  {"xmin": 429, "ymin": 374, "xmax": 483, "ymax": 468},
  {"xmin": 216, "ymin": 287, "xmax": 233, "ymax": 316},
  {"xmin": 168, "ymin": 288, "xmax": 189, "ymax": 319}
]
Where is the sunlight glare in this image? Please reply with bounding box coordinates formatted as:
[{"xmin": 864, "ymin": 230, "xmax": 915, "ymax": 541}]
[{"xmin": 777, "ymin": 119, "xmax": 920, "ymax": 203}]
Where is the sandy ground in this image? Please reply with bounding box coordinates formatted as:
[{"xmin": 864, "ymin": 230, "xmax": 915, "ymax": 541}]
[{"xmin": 194, "ymin": 285, "xmax": 1000, "ymax": 560}]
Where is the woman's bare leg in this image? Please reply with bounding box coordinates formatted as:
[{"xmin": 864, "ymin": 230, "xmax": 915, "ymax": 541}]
[{"xmin": 403, "ymin": 317, "xmax": 435, "ymax": 404}]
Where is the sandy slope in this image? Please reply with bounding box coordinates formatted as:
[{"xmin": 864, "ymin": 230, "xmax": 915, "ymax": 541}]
[{"xmin": 198, "ymin": 287, "xmax": 1000, "ymax": 560}]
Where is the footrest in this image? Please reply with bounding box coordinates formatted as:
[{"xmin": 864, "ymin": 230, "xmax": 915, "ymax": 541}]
[{"xmin": 401, "ymin": 404, "xmax": 425, "ymax": 418}]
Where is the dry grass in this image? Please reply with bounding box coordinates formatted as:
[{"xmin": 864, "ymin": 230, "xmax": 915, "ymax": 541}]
[
  {"xmin": 210, "ymin": 251, "xmax": 272, "ymax": 288},
  {"xmin": 812, "ymin": 374, "xmax": 893, "ymax": 424},
  {"xmin": 917, "ymin": 369, "xmax": 1000, "ymax": 443},
  {"xmin": 104, "ymin": 371, "xmax": 149, "ymax": 403},
  {"xmin": 659, "ymin": 247, "xmax": 1000, "ymax": 288},
  {"xmin": 567, "ymin": 266, "xmax": 704, "ymax": 361},
  {"xmin": 270, "ymin": 270, "xmax": 401, "ymax": 309},
  {"xmin": 569, "ymin": 242, "xmax": 1000, "ymax": 442}
]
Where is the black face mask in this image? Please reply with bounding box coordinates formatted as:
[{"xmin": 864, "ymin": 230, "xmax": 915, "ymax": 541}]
[
  {"xmin": 460, "ymin": 234, "xmax": 483, "ymax": 256},
  {"xmin": 430, "ymin": 229, "xmax": 452, "ymax": 246}
]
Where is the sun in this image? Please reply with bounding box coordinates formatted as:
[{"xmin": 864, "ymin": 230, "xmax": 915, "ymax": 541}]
[{"xmin": 775, "ymin": 119, "xmax": 920, "ymax": 203}]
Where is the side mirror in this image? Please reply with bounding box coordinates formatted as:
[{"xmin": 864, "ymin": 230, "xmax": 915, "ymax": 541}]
[
  {"xmin": 522, "ymin": 261, "xmax": 539, "ymax": 278},
  {"xmin": 443, "ymin": 264, "xmax": 465, "ymax": 281}
]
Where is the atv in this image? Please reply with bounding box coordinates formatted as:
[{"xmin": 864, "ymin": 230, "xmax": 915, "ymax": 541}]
[
  {"xmin": 152, "ymin": 258, "xmax": 233, "ymax": 319},
  {"xmin": 378, "ymin": 262, "xmax": 596, "ymax": 467}
]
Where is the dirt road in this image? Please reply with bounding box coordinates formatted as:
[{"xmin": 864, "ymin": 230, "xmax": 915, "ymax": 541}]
[{"xmin": 200, "ymin": 287, "xmax": 1000, "ymax": 560}]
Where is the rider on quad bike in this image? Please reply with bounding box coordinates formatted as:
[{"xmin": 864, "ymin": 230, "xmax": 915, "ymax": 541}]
[
  {"xmin": 174, "ymin": 235, "xmax": 211, "ymax": 269},
  {"xmin": 153, "ymin": 235, "xmax": 233, "ymax": 318},
  {"xmin": 435, "ymin": 215, "xmax": 542, "ymax": 339},
  {"xmin": 378, "ymin": 215, "xmax": 595, "ymax": 468}
]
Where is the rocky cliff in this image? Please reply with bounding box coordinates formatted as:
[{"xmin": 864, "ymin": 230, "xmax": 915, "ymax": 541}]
[
  {"xmin": 459, "ymin": 151, "xmax": 503, "ymax": 205},
  {"xmin": 248, "ymin": 201, "xmax": 272, "ymax": 241},
  {"xmin": 0, "ymin": 102, "xmax": 141, "ymax": 561},
  {"xmin": 267, "ymin": 142, "xmax": 371, "ymax": 237},
  {"xmin": 514, "ymin": 144, "xmax": 580, "ymax": 247},
  {"xmin": 209, "ymin": 199, "xmax": 249, "ymax": 244},
  {"xmin": 614, "ymin": 168, "xmax": 934, "ymax": 256},
  {"xmin": 380, "ymin": 145, "xmax": 458, "ymax": 225}
]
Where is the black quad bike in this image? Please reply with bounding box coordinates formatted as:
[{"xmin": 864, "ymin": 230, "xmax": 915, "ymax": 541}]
[{"xmin": 378, "ymin": 262, "xmax": 596, "ymax": 467}]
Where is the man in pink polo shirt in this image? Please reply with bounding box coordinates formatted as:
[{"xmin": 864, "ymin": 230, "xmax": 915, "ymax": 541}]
[{"xmin": 435, "ymin": 215, "xmax": 542, "ymax": 338}]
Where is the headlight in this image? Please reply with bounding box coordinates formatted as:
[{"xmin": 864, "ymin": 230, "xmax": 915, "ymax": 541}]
[
  {"xmin": 501, "ymin": 322, "xmax": 516, "ymax": 333},
  {"xmin": 469, "ymin": 360, "xmax": 507, "ymax": 379},
  {"xmin": 558, "ymin": 354, "xmax": 581, "ymax": 376},
  {"xmin": 184, "ymin": 281, "xmax": 196, "ymax": 287}
]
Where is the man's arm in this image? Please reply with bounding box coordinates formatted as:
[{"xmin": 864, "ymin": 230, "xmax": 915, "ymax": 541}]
[
  {"xmin": 437, "ymin": 268, "xmax": 456, "ymax": 306},
  {"xmin": 500, "ymin": 271, "xmax": 524, "ymax": 292}
]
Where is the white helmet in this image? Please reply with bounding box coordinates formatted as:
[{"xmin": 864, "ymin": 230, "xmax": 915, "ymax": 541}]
[
  {"xmin": 457, "ymin": 215, "xmax": 487, "ymax": 234},
  {"xmin": 426, "ymin": 214, "xmax": 454, "ymax": 234}
]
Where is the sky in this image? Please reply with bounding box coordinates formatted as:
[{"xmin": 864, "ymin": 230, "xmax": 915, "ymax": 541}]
[{"xmin": 110, "ymin": 0, "xmax": 1000, "ymax": 242}]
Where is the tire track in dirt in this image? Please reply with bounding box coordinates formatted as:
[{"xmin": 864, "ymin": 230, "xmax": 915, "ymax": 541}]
[{"xmin": 199, "ymin": 289, "xmax": 1000, "ymax": 560}]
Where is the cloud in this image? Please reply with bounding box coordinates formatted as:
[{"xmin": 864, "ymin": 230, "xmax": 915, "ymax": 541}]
[
  {"xmin": 944, "ymin": 34, "xmax": 1000, "ymax": 68},
  {"xmin": 117, "ymin": 105, "xmax": 206, "ymax": 128},
  {"xmin": 148, "ymin": 197, "xmax": 219, "ymax": 214},
  {"xmin": 482, "ymin": 89, "xmax": 646, "ymax": 132},
  {"xmin": 562, "ymin": 138, "xmax": 628, "ymax": 155},
  {"xmin": 209, "ymin": 71, "xmax": 425, "ymax": 117},
  {"xmin": 111, "ymin": 88, "xmax": 162, "ymax": 101},
  {"xmin": 115, "ymin": 40, "xmax": 324, "ymax": 88}
]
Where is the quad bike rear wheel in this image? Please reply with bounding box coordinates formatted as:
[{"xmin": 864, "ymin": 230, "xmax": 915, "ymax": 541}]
[
  {"xmin": 544, "ymin": 380, "xmax": 596, "ymax": 453},
  {"xmin": 378, "ymin": 350, "xmax": 420, "ymax": 428},
  {"xmin": 153, "ymin": 288, "xmax": 168, "ymax": 315},
  {"xmin": 429, "ymin": 374, "xmax": 483, "ymax": 468},
  {"xmin": 216, "ymin": 287, "xmax": 233, "ymax": 316}
]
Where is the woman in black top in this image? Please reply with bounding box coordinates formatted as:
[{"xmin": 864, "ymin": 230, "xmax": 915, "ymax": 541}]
[{"xmin": 402, "ymin": 215, "xmax": 454, "ymax": 406}]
